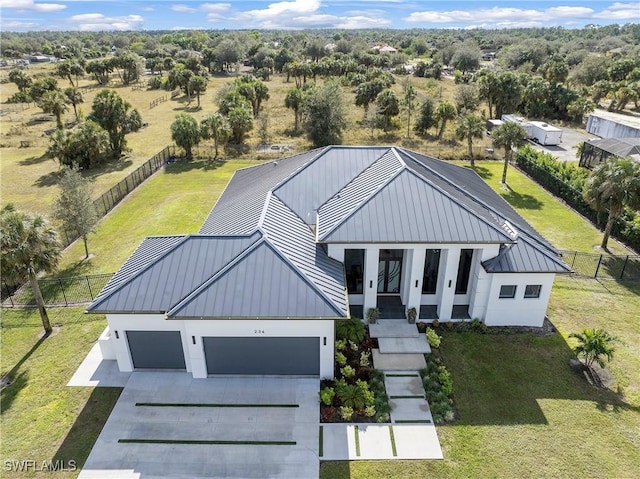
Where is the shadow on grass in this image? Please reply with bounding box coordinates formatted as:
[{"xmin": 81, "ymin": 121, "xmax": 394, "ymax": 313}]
[
  {"xmin": 471, "ymin": 165, "xmax": 493, "ymax": 180},
  {"xmin": 52, "ymin": 387, "xmax": 122, "ymax": 471},
  {"xmin": 499, "ymin": 187, "xmax": 544, "ymax": 210},
  {"xmin": 320, "ymin": 461, "xmax": 351, "ymax": 479},
  {"xmin": 19, "ymin": 153, "xmax": 50, "ymax": 166},
  {"xmin": 440, "ymin": 329, "xmax": 639, "ymax": 426},
  {"xmin": 34, "ymin": 169, "xmax": 65, "ymax": 187},
  {"xmin": 163, "ymin": 158, "xmax": 226, "ymax": 175},
  {"xmin": 1, "ymin": 333, "xmax": 48, "ymax": 413}
]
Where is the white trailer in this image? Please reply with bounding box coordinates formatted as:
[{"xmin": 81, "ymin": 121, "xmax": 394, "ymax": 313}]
[
  {"xmin": 501, "ymin": 114, "xmax": 534, "ymax": 138},
  {"xmin": 528, "ymin": 121, "xmax": 563, "ymax": 146}
]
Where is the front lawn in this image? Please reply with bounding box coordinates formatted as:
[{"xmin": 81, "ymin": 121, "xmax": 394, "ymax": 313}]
[{"xmin": 0, "ymin": 308, "xmax": 120, "ymax": 478}]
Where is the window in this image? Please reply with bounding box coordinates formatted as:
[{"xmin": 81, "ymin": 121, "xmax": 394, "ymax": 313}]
[
  {"xmin": 499, "ymin": 285, "xmax": 517, "ymax": 298},
  {"xmin": 422, "ymin": 249, "xmax": 440, "ymax": 294},
  {"xmin": 524, "ymin": 284, "xmax": 542, "ymax": 298},
  {"xmin": 455, "ymin": 249, "xmax": 474, "ymax": 294},
  {"xmin": 345, "ymin": 249, "xmax": 365, "ymax": 294}
]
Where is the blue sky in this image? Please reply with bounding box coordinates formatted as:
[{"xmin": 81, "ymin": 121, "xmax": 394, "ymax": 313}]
[{"xmin": 1, "ymin": 1, "xmax": 638, "ymax": 32}]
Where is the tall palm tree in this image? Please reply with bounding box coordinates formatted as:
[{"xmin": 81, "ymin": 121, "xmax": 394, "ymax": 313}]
[
  {"xmin": 39, "ymin": 89, "xmax": 69, "ymax": 130},
  {"xmin": 201, "ymin": 113, "xmax": 230, "ymax": 159},
  {"xmin": 435, "ymin": 101, "xmax": 456, "ymax": 140},
  {"xmin": 491, "ymin": 121, "xmax": 528, "ymax": 184},
  {"xmin": 455, "ymin": 114, "xmax": 485, "ymax": 167},
  {"xmin": 583, "ymin": 157, "xmax": 640, "ymax": 250},
  {"xmin": 1, "ymin": 205, "xmax": 62, "ymax": 335},
  {"xmin": 402, "ymin": 81, "xmax": 418, "ymax": 139},
  {"xmin": 64, "ymin": 86, "xmax": 83, "ymax": 121}
]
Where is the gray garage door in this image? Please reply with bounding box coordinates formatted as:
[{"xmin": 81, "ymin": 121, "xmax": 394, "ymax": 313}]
[
  {"xmin": 126, "ymin": 331, "xmax": 186, "ymax": 370},
  {"xmin": 204, "ymin": 337, "xmax": 319, "ymax": 375}
]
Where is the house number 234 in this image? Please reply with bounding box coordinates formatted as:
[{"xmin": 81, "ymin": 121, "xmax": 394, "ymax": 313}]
[{"xmin": 253, "ymin": 329, "xmax": 265, "ymax": 334}]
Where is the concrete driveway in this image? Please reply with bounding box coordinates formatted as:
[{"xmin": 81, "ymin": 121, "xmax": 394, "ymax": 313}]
[
  {"xmin": 79, "ymin": 373, "xmax": 319, "ymax": 479},
  {"xmin": 526, "ymin": 126, "xmax": 593, "ymax": 163}
]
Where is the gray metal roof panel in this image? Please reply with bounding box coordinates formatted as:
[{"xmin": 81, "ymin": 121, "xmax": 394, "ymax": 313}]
[
  {"xmin": 317, "ymin": 149, "xmax": 404, "ymax": 239},
  {"xmin": 200, "ymin": 149, "xmax": 324, "ymax": 235},
  {"xmin": 168, "ymin": 240, "xmax": 345, "ymax": 319},
  {"xmin": 88, "ymin": 233, "xmax": 261, "ymax": 312},
  {"xmin": 274, "ymin": 146, "xmax": 390, "ymax": 224},
  {"xmin": 483, "ymin": 237, "xmax": 571, "ymax": 273},
  {"xmin": 322, "ymin": 169, "xmax": 512, "ymax": 243},
  {"xmin": 261, "ymin": 194, "xmax": 348, "ymax": 315},
  {"xmin": 586, "ymin": 137, "xmax": 640, "ymax": 158}
]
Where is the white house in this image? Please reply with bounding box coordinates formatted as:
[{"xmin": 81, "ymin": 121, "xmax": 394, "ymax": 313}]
[{"xmin": 88, "ymin": 146, "xmax": 570, "ymax": 379}]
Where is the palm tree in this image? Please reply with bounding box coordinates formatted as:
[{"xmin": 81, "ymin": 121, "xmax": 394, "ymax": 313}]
[
  {"xmin": 491, "ymin": 121, "xmax": 528, "ymax": 184},
  {"xmin": 455, "ymin": 114, "xmax": 485, "ymax": 167},
  {"xmin": 284, "ymin": 87, "xmax": 304, "ymax": 133},
  {"xmin": 401, "ymin": 81, "xmax": 418, "ymax": 139},
  {"xmin": 435, "ymin": 101, "xmax": 456, "ymax": 140},
  {"xmin": 201, "ymin": 113, "xmax": 230, "ymax": 159},
  {"xmin": 583, "ymin": 157, "xmax": 640, "ymax": 250},
  {"xmin": 64, "ymin": 86, "xmax": 83, "ymax": 121},
  {"xmin": 39, "ymin": 89, "xmax": 69, "ymax": 130},
  {"xmin": 1, "ymin": 204, "xmax": 62, "ymax": 335},
  {"xmin": 569, "ymin": 328, "xmax": 617, "ymax": 369}
]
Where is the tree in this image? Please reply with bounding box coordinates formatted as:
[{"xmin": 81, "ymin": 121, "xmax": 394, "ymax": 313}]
[
  {"xmin": 569, "ymin": 328, "xmax": 617, "ymax": 369},
  {"xmin": 583, "ymin": 157, "xmax": 640, "ymax": 249},
  {"xmin": 171, "ymin": 113, "xmax": 201, "ymax": 159},
  {"xmin": 477, "ymin": 69, "xmax": 499, "ymax": 118},
  {"xmin": 188, "ymin": 75, "xmax": 207, "ymax": 108},
  {"xmin": 303, "ymin": 82, "xmax": 347, "ymax": 147},
  {"xmin": 53, "ymin": 166, "xmax": 98, "ymax": 258},
  {"xmin": 376, "ymin": 89, "xmax": 400, "ymax": 132},
  {"xmin": 29, "ymin": 77, "xmax": 58, "ymax": 103},
  {"xmin": 226, "ymin": 105, "xmax": 254, "ymax": 144},
  {"xmin": 355, "ymin": 80, "xmax": 384, "ymax": 119},
  {"xmin": 39, "ymin": 89, "xmax": 68, "ymax": 130},
  {"xmin": 64, "ymin": 86, "xmax": 83, "ymax": 121},
  {"xmin": 414, "ymin": 98, "xmax": 436, "ymax": 136},
  {"xmin": 86, "ymin": 58, "xmax": 113, "ymax": 85},
  {"xmin": 494, "ymin": 71, "xmax": 523, "ymax": 118},
  {"xmin": 491, "ymin": 121, "xmax": 528, "ymax": 184},
  {"xmin": 454, "ymin": 84, "xmax": 480, "ymax": 114},
  {"xmin": 47, "ymin": 120, "xmax": 110, "ymax": 169},
  {"xmin": 451, "ymin": 43, "xmax": 481, "ymax": 74},
  {"xmin": 55, "ymin": 59, "xmax": 84, "ymax": 87},
  {"xmin": 1, "ymin": 204, "xmax": 62, "ymax": 335},
  {"xmin": 8, "ymin": 68, "xmax": 32, "ymax": 92},
  {"xmin": 284, "ymin": 87, "xmax": 305, "ymax": 133},
  {"xmin": 89, "ymin": 90, "xmax": 142, "ymax": 159},
  {"xmin": 540, "ymin": 56, "xmax": 569, "ymax": 84},
  {"xmin": 401, "ymin": 81, "xmax": 418, "ymax": 139},
  {"xmin": 201, "ymin": 113, "xmax": 230, "ymax": 159},
  {"xmin": 456, "ymin": 114, "xmax": 485, "ymax": 166},
  {"xmin": 435, "ymin": 101, "xmax": 456, "ymax": 140}
]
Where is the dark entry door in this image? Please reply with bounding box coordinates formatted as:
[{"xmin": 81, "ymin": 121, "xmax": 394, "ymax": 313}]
[{"xmin": 378, "ymin": 249, "xmax": 403, "ymax": 293}]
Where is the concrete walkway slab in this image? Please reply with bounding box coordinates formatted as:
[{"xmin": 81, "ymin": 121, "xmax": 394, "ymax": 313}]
[
  {"xmin": 372, "ymin": 350, "xmax": 426, "ymax": 370},
  {"xmin": 384, "ymin": 375, "xmax": 425, "ymax": 397},
  {"xmin": 393, "ymin": 425, "xmax": 443, "ymax": 459},
  {"xmin": 67, "ymin": 344, "xmax": 131, "ymax": 387},
  {"xmin": 378, "ymin": 337, "xmax": 431, "ymax": 354},
  {"xmin": 369, "ymin": 320, "xmax": 419, "ymax": 338},
  {"xmin": 389, "ymin": 398, "xmax": 433, "ymax": 423},
  {"xmin": 357, "ymin": 424, "xmax": 395, "ymax": 459}
]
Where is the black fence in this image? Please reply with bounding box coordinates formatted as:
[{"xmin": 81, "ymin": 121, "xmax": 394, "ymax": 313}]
[
  {"xmin": 59, "ymin": 146, "xmax": 177, "ymax": 247},
  {"xmin": 560, "ymin": 250, "xmax": 640, "ymax": 281},
  {"xmin": 1, "ymin": 274, "xmax": 114, "ymax": 308}
]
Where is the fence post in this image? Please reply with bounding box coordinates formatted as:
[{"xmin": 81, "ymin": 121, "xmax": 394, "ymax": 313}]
[
  {"xmin": 86, "ymin": 275, "xmax": 93, "ymax": 299},
  {"xmin": 620, "ymin": 255, "xmax": 629, "ymax": 280},
  {"xmin": 58, "ymin": 278, "xmax": 68, "ymax": 306},
  {"xmin": 594, "ymin": 254, "xmax": 603, "ymax": 279}
]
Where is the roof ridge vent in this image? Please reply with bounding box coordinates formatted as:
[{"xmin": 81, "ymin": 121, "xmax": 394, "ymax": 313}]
[{"xmin": 501, "ymin": 220, "xmax": 519, "ymax": 240}]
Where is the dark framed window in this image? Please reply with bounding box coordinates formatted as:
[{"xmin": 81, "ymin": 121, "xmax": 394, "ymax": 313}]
[
  {"xmin": 345, "ymin": 249, "xmax": 365, "ymax": 294},
  {"xmin": 455, "ymin": 249, "xmax": 474, "ymax": 294},
  {"xmin": 499, "ymin": 285, "xmax": 517, "ymax": 298},
  {"xmin": 524, "ymin": 284, "xmax": 542, "ymax": 298},
  {"xmin": 422, "ymin": 249, "xmax": 441, "ymax": 294}
]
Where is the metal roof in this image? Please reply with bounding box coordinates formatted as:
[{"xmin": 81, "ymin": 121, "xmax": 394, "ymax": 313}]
[
  {"xmin": 585, "ymin": 137, "xmax": 640, "ymax": 161},
  {"xmin": 88, "ymin": 233, "xmax": 261, "ymax": 313},
  {"xmin": 320, "ymin": 168, "xmax": 514, "ymax": 244},
  {"xmin": 483, "ymin": 236, "xmax": 571, "ymax": 273},
  {"xmin": 167, "ymin": 240, "xmax": 345, "ymax": 319},
  {"xmin": 273, "ymin": 146, "xmax": 389, "ymax": 224}
]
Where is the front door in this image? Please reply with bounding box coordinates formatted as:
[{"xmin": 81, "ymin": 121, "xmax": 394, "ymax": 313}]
[{"xmin": 378, "ymin": 249, "xmax": 403, "ymax": 294}]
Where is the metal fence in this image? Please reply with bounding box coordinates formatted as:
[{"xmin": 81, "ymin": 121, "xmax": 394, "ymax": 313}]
[
  {"xmin": 59, "ymin": 146, "xmax": 177, "ymax": 247},
  {"xmin": 560, "ymin": 250, "xmax": 640, "ymax": 281},
  {"xmin": 1, "ymin": 274, "xmax": 114, "ymax": 308}
]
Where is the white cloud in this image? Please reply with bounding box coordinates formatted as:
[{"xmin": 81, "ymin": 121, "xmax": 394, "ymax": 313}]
[
  {"xmin": 236, "ymin": 0, "xmax": 322, "ymax": 23},
  {"xmin": 1, "ymin": 19, "xmax": 38, "ymax": 29},
  {"xmin": 171, "ymin": 4, "xmax": 197, "ymax": 13},
  {"xmin": 1, "ymin": 0, "xmax": 65, "ymax": 12},
  {"xmin": 139, "ymin": 6, "xmax": 155, "ymax": 12},
  {"xmin": 201, "ymin": 3, "xmax": 231, "ymax": 13},
  {"xmin": 594, "ymin": 2, "xmax": 640, "ymax": 20},
  {"xmin": 68, "ymin": 13, "xmax": 144, "ymax": 31}
]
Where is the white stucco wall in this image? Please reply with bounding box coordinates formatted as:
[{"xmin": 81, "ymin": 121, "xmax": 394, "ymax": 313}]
[
  {"xmin": 483, "ymin": 273, "xmax": 556, "ymax": 327},
  {"xmin": 105, "ymin": 314, "xmax": 335, "ymax": 379}
]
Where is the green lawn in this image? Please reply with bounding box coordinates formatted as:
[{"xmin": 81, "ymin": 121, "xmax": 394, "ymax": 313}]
[{"xmin": 55, "ymin": 157, "xmax": 255, "ymax": 277}]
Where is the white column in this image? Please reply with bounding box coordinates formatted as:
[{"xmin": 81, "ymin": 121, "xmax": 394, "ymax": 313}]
[
  {"xmin": 438, "ymin": 247, "xmax": 461, "ymax": 320},
  {"xmin": 406, "ymin": 248, "xmax": 426, "ymax": 314},
  {"xmin": 363, "ymin": 247, "xmax": 379, "ymax": 317}
]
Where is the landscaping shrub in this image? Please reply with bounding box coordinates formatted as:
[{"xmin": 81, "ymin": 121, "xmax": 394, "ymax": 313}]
[
  {"xmin": 339, "ymin": 406, "xmax": 354, "ymax": 421},
  {"xmin": 420, "ymin": 355, "xmax": 455, "ymax": 424},
  {"xmin": 336, "ymin": 318, "xmax": 366, "ymax": 344},
  {"xmin": 319, "ymin": 387, "xmax": 335, "ymax": 406},
  {"xmin": 425, "ymin": 327, "xmax": 441, "ymax": 349},
  {"xmin": 335, "ymin": 351, "xmax": 347, "ymax": 366}
]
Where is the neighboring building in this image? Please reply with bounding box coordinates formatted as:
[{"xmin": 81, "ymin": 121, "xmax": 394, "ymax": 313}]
[
  {"xmin": 371, "ymin": 44, "xmax": 398, "ymax": 54},
  {"xmin": 88, "ymin": 146, "xmax": 570, "ymax": 378},
  {"xmin": 579, "ymin": 137, "xmax": 640, "ymax": 169},
  {"xmin": 586, "ymin": 110, "xmax": 640, "ymax": 139}
]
